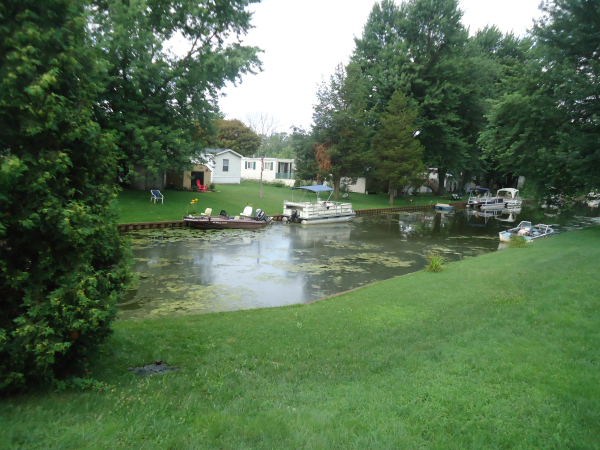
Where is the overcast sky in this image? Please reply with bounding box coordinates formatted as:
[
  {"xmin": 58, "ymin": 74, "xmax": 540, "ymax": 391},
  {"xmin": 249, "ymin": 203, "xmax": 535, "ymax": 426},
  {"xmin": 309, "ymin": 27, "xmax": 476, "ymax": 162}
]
[{"xmin": 217, "ymin": 0, "xmax": 543, "ymax": 133}]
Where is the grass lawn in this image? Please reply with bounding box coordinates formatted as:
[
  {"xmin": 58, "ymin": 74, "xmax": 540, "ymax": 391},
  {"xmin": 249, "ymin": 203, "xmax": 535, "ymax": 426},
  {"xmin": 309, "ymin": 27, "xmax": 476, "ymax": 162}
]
[
  {"xmin": 3, "ymin": 227, "xmax": 599, "ymax": 449},
  {"xmin": 114, "ymin": 182, "xmax": 443, "ymax": 223}
]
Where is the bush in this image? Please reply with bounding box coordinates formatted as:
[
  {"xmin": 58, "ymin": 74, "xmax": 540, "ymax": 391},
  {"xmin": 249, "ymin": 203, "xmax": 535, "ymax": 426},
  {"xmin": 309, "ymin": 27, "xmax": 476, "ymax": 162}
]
[
  {"xmin": 209, "ymin": 182, "xmax": 216, "ymax": 191},
  {"xmin": 0, "ymin": 0, "xmax": 131, "ymax": 392}
]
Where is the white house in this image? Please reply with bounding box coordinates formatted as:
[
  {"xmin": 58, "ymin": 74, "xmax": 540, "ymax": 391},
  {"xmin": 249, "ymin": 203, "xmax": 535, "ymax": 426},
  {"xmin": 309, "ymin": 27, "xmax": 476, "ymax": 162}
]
[
  {"xmin": 241, "ymin": 157, "xmax": 295, "ymax": 186},
  {"xmin": 206, "ymin": 149, "xmax": 243, "ymax": 184}
]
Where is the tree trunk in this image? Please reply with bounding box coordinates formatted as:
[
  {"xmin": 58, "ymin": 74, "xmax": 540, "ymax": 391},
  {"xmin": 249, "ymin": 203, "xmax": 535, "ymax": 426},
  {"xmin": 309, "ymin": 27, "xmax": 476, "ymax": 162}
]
[
  {"xmin": 333, "ymin": 174, "xmax": 341, "ymax": 201},
  {"xmin": 388, "ymin": 181, "xmax": 394, "ymax": 206},
  {"xmin": 436, "ymin": 167, "xmax": 447, "ymax": 196}
]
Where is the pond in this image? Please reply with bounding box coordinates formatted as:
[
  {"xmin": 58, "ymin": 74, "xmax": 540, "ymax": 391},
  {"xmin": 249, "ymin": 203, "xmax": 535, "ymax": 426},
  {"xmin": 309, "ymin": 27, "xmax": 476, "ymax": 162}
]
[{"xmin": 119, "ymin": 203, "xmax": 600, "ymax": 320}]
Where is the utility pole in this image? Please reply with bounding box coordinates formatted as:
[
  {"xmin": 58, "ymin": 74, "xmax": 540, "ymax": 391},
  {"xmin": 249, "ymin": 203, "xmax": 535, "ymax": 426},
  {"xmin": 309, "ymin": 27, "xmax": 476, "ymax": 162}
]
[{"xmin": 259, "ymin": 155, "xmax": 264, "ymax": 198}]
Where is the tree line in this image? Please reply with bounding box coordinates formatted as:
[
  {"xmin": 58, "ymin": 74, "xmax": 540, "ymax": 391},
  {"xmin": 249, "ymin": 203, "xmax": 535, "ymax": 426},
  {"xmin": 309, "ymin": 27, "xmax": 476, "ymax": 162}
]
[{"xmin": 293, "ymin": 0, "xmax": 599, "ymax": 203}]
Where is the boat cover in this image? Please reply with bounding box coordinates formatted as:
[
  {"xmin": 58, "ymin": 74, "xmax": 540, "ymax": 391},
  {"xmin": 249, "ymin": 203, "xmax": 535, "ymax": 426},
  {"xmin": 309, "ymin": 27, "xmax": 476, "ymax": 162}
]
[{"xmin": 291, "ymin": 185, "xmax": 334, "ymax": 193}]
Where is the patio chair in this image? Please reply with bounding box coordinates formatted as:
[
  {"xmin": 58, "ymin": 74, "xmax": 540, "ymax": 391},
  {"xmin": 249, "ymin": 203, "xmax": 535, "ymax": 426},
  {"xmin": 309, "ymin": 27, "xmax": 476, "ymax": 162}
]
[
  {"xmin": 201, "ymin": 208, "xmax": 212, "ymax": 217},
  {"xmin": 196, "ymin": 180, "xmax": 207, "ymax": 192},
  {"xmin": 240, "ymin": 206, "xmax": 253, "ymax": 217},
  {"xmin": 150, "ymin": 190, "xmax": 164, "ymax": 204}
]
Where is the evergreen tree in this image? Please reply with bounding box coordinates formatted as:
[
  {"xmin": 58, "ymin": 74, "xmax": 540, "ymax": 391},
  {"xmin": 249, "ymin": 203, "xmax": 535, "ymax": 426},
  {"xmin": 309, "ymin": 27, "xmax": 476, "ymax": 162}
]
[
  {"xmin": 0, "ymin": 0, "xmax": 130, "ymax": 391},
  {"xmin": 372, "ymin": 91, "xmax": 426, "ymax": 205}
]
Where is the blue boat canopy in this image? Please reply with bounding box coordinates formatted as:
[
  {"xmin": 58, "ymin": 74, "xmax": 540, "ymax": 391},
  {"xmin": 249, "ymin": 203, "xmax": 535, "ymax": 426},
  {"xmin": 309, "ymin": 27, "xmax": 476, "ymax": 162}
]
[
  {"xmin": 291, "ymin": 185, "xmax": 334, "ymax": 193},
  {"xmin": 469, "ymin": 187, "xmax": 490, "ymax": 191}
]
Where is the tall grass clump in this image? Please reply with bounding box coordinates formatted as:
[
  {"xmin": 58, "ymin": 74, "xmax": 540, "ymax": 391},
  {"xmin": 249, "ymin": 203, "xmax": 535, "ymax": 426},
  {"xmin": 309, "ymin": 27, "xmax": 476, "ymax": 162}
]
[
  {"xmin": 509, "ymin": 235, "xmax": 528, "ymax": 248},
  {"xmin": 425, "ymin": 252, "xmax": 445, "ymax": 272}
]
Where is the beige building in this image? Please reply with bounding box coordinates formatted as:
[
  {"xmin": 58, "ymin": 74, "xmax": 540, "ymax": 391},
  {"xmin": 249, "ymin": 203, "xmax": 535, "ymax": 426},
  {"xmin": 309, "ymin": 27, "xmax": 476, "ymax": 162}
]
[{"xmin": 166, "ymin": 149, "xmax": 243, "ymax": 189}]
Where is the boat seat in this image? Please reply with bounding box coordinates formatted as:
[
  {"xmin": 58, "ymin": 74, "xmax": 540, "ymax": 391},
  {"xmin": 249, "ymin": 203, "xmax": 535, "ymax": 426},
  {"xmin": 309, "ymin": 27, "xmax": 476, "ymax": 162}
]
[
  {"xmin": 240, "ymin": 206, "xmax": 253, "ymax": 217},
  {"xmin": 234, "ymin": 216, "xmax": 240, "ymax": 220},
  {"xmin": 200, "ymin": 208, "xmax": 212, "ymax": 217}
]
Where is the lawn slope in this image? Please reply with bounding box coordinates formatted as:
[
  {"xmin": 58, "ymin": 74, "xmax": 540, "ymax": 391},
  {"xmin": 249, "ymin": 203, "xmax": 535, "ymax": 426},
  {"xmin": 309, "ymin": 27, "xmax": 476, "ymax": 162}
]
[
  {"xmin": 115, "ymin": 182, "xmax": 436, "ymax": 223},
  {"xmin": 2, "ymin": 227, "xmax": 600, "ymax": 449}
]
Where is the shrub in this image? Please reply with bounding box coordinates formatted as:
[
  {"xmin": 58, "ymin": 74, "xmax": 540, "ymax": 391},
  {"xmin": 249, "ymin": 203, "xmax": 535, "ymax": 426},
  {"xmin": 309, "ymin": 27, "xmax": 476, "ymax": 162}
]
[
  {"xmin": 425, "ymin": 252, "xmax": 445, "ymax": 272},
  {"xmin": 209, "ymin": 182, "xmax": 216, "ymax": 191},
  {"xmin": 0, "ymin": 0, "xmax": 131, "ymax": 392}
]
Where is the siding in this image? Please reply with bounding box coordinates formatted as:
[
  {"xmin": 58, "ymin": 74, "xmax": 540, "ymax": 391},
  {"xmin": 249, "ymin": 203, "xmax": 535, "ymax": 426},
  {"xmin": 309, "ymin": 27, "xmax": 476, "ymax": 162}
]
[{"xmin": 212, "ymin": 152, "xmax": 241, "ymax": 184}]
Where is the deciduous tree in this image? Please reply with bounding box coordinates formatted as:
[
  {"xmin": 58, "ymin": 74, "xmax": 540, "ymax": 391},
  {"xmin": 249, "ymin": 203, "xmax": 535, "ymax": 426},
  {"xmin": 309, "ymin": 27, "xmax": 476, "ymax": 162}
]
[
  {"xmin": 215, "ymin": 119, "xmax": 261, "ymax": 156},
  {"xmin": 312, "ymin": 64, "xmax": 372, "ymax": 200},
  {"xmin": 480, "ymin": 0, "xmax": 600, "ymax": 196},
  {"xmin": 90, "ymin": 0, "xmax": 262, "ymax": 179}
]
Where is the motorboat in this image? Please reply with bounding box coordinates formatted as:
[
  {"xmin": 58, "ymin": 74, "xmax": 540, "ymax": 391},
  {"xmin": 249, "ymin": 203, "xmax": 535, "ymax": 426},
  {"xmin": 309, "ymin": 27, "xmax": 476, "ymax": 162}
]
[
  {"xmin": 435, "ymin": 203, "xmax": 453, "ymax": 212},
  {"xmin": 466, "ymin": 188, "xmax": 505, "ymax": 210},
  {"xmin": 497, "ymin": 188, "xmax": 522, "ymax": 207},
  {"xmin": 184, "ymin": 209, "xmax": 271, "ymax": 230},
  {"xmin": 282, "ymin": 185, "xmax": 355, "ymax": 225},
  {"xmin": 498, "ymin": 221, "xmax": 557, "ymax": 242}
]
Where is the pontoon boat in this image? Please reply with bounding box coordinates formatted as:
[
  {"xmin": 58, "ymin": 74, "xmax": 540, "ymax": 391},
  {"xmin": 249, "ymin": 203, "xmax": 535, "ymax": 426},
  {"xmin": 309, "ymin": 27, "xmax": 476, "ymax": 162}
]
[{"xmin": 282, "ymin": 185, "xmax": 355, "ymax": 225}]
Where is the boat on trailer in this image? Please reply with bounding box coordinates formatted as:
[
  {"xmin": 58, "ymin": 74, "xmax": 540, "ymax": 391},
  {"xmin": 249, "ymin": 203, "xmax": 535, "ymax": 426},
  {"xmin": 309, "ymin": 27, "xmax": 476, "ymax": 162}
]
[
  {"xmin": 498, "ymin": 221, "xmax": 557, "ymax": 242},
  {"xmin": 282, "ymin": 185, "xmax": 355, "ymax": 225}
]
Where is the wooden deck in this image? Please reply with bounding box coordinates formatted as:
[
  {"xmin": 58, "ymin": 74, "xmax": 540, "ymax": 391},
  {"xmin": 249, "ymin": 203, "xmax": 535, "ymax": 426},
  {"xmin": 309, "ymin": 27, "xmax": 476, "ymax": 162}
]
[{"xmin": 118, "ymin": 202, "xmax": 466, "ymax": 231}]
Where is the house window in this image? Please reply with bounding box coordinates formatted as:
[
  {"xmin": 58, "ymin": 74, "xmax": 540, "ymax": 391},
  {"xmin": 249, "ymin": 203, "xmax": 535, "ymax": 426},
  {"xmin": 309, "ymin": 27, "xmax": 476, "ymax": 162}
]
[
  {"xmin": 266, "ymin": 162, "xmax": 273, "ymax": 170},
  {"xmin": 223, "ymin": 159, "xmax": 229, "ymax": 172},
  {"xmin": 244, "ymin": 161, "xmax": 256, "ymax": 170}
]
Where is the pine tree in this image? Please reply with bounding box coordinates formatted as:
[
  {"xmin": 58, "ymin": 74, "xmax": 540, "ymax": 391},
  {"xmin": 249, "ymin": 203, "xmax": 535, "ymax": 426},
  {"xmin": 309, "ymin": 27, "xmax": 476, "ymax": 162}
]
[{"xmin": 372, "ymin": 92, "xmax": 426, "ymax": 205}]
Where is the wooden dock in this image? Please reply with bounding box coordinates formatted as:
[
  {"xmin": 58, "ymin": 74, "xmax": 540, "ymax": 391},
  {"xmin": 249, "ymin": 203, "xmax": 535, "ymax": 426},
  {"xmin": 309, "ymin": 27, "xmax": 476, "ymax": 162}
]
[{"xmin": 118, "ymin": 202, "xmax": 465, "ymax": 231}]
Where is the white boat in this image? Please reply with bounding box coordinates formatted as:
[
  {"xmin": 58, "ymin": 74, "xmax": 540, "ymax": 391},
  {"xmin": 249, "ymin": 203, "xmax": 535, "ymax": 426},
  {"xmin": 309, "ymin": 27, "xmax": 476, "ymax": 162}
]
[
  {"xmin": 498, "ymin": 221, "xmax": 557, "ymax": 242},
  {"xmin": 466, "ymin": 188, "xmax": 506, "ymax": 210},
  {"xmin": 586, "ymin": 190, "xmax": 599, "ymax": 207},
  {"xmin": 496, "ymin": 188, "xmax": 522, "ymax": 207},
  {"xmin": 282, "ymin": 185, "xmax": 355, "ymax": 225}
]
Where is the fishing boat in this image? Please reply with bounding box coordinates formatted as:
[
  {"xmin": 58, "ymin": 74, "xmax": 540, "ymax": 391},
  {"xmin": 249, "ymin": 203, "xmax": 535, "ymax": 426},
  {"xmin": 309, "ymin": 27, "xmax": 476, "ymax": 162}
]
[
  {"xmin": 497, "ymin": 188, "xmax": 523, "ymax": 207},
  {"xmin": 282, "ymin": 185, "xmax": 355, "ymax": 225},
  {"xmin": 498, "ymin": 221, "xmax": 557, "ymax": 242},
  {"xmin": 435, "ymin": 203, "xmax": 453, "ymax": 212},
  {"xmin": 184, "ymin": 209, "xmax": 271, "ymax": 230},
  {"xmin": 466, "ymin": 188, "xmax": 505, "ymax": 210}
]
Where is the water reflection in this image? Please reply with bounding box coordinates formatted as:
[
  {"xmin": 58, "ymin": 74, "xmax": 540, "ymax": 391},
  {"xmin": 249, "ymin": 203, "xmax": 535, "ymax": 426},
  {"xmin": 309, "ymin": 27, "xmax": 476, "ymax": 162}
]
[{"xmin": 119, "ymin": 203, "xmax": 599, "ymax": 320}]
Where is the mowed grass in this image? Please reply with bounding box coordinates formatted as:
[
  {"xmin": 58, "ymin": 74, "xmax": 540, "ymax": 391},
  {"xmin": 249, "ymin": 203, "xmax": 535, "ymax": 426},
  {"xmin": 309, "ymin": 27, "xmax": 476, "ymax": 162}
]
[
  {"xmin": 114, "ymin": 182, "xmax": 438, "ymax": 223},
  {"xmin": 3, "ymin": 227, "xmax": 600, "ymax": 449}
]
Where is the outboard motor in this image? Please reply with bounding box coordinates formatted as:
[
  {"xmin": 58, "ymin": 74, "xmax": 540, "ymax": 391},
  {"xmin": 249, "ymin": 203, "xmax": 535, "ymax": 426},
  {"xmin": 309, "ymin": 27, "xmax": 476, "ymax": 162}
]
[
  {"xmin": 254, "ymin": 208, "xmax": 267, "ymax": 222},
  {"xmin": 290, "ymin": 209, "xmax": 299, "ymax": 223}
]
